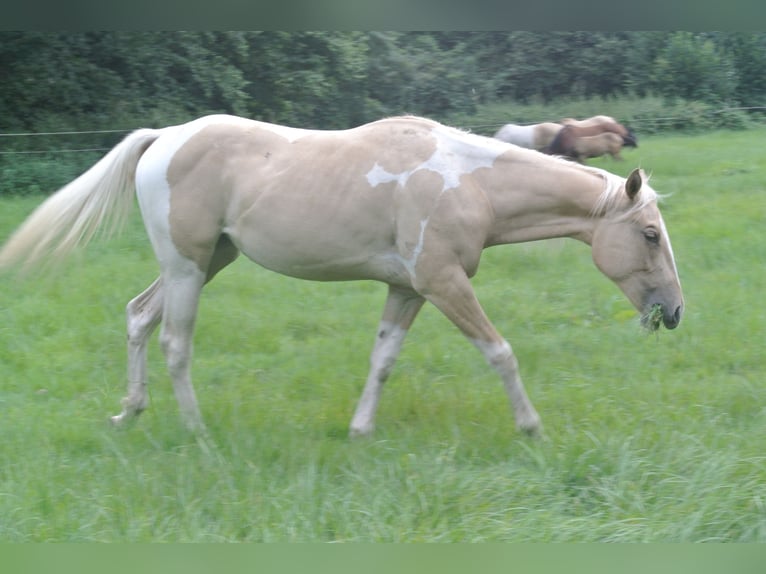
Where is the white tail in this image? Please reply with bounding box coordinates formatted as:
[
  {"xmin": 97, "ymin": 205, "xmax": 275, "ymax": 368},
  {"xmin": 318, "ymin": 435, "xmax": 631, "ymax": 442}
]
[{"xmin": 0, "ymin": 128, "xmax": 162, "ymax": 272}]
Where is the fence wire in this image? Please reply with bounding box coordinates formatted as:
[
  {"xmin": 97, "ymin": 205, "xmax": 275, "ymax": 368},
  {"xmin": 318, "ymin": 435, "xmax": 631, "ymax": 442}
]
[{"xmin": 1, "ymin": 106, "xmax": 765, "ymax": 156}]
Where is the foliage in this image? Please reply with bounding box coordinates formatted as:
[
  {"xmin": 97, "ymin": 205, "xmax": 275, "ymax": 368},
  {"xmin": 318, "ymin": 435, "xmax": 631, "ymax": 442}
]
[
  {"xmin": 651, "ymin": 32, "xmax": 738, "ymax": 104},
  {"xmin": 0, "ymin": 152, "xmax": 102, "ymax": 196},
  {"xmin": 0, "ymin": 127, "xmax": 764, "ymax": 541},
  {"xmin": 2, "ymin": 31, "xmax": 766, "ymax": 135},
  {"xmin": 2, "ymin": 32, "xmax": 766, "ymax": 196},
  {"xmin": 242, "ymin": 32, "xmax": 370, "ymax": 128}
]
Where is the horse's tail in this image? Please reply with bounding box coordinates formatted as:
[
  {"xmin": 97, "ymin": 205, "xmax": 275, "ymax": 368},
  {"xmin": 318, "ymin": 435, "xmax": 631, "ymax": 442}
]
[{"xmin": 0, "ymin": 128, "xmax": 162, "ymax": 272}]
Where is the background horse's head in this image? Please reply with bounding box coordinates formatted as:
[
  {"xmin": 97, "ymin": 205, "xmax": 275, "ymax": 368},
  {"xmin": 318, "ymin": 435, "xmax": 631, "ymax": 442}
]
[
  {"xmin": 590, "ymin": 169, "xmax": 683, "ymax": 330},
  {"xmin": 622, "ymin": 127, "xmax": 638, "ymax": 148}
]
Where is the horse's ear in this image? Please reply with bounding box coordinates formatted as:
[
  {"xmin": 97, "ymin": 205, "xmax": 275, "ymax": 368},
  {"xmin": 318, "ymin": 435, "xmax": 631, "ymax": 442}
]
[{"xmin": 625, "ymin": 168, "xmax": 643, "ymax": 201}]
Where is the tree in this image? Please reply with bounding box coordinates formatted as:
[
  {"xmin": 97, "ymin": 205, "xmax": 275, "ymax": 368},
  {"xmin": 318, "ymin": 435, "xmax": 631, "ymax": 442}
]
[
  {"xmin": 651, "ymin": 32, "xmax": 738, "ymax": 104},
  {"xmin": 2, "ymin": 31, "xmax": 766, "ymax": 140},
  {"xmin": 716, "ymin": 32, "xmax": 766, "ymax": 105},
  {"xmin": 241, "ymin": 31, "xmax": 369, "ymax": 128}
]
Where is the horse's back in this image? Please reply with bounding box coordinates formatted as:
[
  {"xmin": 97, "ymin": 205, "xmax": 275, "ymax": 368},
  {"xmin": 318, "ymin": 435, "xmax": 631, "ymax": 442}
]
[
  {"xmin": 560, "ymin": 115, "xmax": 616, "ymax": 127},
  {"xmin": 133, "ymin": 114, "xmax": 505, "ymax": 283},
  {"xmin": 134, "ymin": 115, "xmax": 401, "ymax": 280}
]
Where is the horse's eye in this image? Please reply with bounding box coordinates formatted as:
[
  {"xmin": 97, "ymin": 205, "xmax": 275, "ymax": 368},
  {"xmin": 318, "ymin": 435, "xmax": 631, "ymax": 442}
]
[{"xmin": 644, "ymin": 228, "xmax": 660, "ymax": 244}]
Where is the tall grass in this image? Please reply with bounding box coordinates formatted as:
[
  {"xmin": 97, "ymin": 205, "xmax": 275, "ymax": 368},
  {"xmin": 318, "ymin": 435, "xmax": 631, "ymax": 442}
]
[{"xmin": 0, "ymin": 128, "xmax": 764, "ymax": 541}]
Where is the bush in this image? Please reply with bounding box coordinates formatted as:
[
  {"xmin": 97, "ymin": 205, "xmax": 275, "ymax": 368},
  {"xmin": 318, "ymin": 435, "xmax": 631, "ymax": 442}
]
[{"xmin": 0, "ymin": 152, "xmax": 101, "ymax": 196}]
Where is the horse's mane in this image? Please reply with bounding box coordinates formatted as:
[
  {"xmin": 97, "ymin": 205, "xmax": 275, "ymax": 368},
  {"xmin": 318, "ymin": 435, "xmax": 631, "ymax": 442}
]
[{"xmin": 588, "ymin": 167, "xmax": 660, "ymax": 221}]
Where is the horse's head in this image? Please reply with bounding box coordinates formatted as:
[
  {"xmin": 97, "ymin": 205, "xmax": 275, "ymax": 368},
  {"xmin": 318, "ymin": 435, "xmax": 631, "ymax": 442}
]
[
  {"xmin": 622, "ymin": 127, "xmax": 638, "ymax": 148},
  {"xmin": 590, "ymin": 168, "xmax": 683, "ymax": 330}
]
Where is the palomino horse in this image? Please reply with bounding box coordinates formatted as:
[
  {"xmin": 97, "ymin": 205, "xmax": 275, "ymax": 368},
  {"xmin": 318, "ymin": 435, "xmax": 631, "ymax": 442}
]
[
  {"xmin": 546, "ymin": 124, "xmax": 637, "ymax": 162},
  {"xmin": 548, "ymin": 128, "xmax": 626, "ymax": 163},
  {"xmin": 493, "ymin": 122, "xmax": 562, "ymax": 151},
  {"xmin": 561, "ymin": 115, "xmax": 638, "ymax": 147},
  {"xmin": 560, "ymin": 114, "xmax": 621, "ymax": 128},
  {"xmin": 0, "ymin": 114, "xmax": 683, "ymax": 437},
  {"xmin": 574, "ymin": 132, "xmax": 626, "ymax": 161}
]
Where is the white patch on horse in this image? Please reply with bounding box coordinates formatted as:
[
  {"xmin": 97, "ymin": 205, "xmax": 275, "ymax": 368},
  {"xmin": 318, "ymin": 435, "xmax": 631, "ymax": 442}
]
[
  {"xmin": 366, "ymin": 126, "xmax": 506, "ymax": 193},
  {"xmin": 494, "ymin": 124, "xmax": 535, "ymax": 148},
  {"xmin": 658, "ymin": 214, "xmax": 679, "ymax": 276},
  {"xmin": 366, "ymin": 163, "xmax": 406, "ymax": 187},
  {"xmin": 350, "ymin": 320, "xmax": 409, "ymax": 435},
  {"xmin": 401, "ymin": 217, "xmax": 430, "ymax": 278}
]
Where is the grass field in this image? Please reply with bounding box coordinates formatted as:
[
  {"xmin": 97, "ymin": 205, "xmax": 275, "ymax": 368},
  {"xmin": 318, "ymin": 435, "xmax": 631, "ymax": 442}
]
[{"xmin": 0, "ymin": 127, "xmax": 764, "ymax": 542}]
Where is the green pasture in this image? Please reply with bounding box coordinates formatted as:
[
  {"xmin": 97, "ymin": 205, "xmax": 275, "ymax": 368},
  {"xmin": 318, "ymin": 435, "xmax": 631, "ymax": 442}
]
[{"xmin": 0, "ymin": 128, "xmax": 764, "ymax": 541}]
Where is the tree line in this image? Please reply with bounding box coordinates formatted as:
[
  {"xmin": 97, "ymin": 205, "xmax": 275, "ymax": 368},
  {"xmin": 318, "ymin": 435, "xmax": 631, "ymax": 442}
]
[{"xmin": 2, "ymin": 31, "xmax": 766, "ymax": 139}]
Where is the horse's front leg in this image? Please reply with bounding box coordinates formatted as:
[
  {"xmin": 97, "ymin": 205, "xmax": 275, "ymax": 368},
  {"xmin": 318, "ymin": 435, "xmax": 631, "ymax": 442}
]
[
  {"xmin": 111, "ymin": 277, "xmax": 163, "ymax": 426},
  {"xmin": 416, "ymin": 266, "xmax": 542, "ymax": 436},
  {"xmin": 349, "ymin": 286, "xmax": 425, "ymax": 437}
]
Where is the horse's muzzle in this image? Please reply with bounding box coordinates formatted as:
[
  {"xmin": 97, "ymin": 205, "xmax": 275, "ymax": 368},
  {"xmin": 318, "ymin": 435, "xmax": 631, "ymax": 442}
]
[
  {"xmin": 663, "ymin": 304, "xmax": 683, "ymax": 330},
  {"xmin": 641, "ymin": 302, "xmax": 682, "ymax": 331}
]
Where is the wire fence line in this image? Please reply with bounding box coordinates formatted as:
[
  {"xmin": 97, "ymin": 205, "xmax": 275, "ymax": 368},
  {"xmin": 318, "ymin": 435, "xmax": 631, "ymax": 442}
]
[
  {"xmin": 466, "ymin": 106, "xmax": 766, "ymax": 132},
  {"xmin": 1, "ymin": 106, "xmax": 765, "ymax": 156},
  {"xmin": 0, "ymin": 128, "xmax": 132, "ymax": 137},
  {"xmin": 0, "ymin": 147, "xmax": 112, "ymax": 155},
  {"xmin": 0, "ymin": 128, "xmax": 132, "ymax": 156}
]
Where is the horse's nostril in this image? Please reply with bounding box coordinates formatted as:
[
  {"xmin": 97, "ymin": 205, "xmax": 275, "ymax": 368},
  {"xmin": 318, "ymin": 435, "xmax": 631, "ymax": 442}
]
[{"xmin": 665, "ymin": 305, "xmax": 682, "ymax": 329}]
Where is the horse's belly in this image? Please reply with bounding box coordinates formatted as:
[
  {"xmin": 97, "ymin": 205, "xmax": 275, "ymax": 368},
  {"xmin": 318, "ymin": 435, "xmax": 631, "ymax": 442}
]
[
  {"xmin": 227, "ymin": 203, "xmax": 409, "ymax": 284},
  {"xmin": 244, "ymin": 247, "xmax": 411, "ymax": 284}
]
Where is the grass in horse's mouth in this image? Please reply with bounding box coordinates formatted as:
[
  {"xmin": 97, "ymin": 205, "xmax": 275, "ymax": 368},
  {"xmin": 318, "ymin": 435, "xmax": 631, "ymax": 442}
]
[{"xmin": 642, "ymin": 303, "xmax": 664, "ymax": 331}]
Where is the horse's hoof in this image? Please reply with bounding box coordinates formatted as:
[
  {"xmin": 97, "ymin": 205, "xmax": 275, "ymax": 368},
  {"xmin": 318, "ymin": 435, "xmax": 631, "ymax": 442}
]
[
  {"xmin": 520, "ymin": 425, "xmax": 543, "ymax": 439},
  {"xmin": 349, "ymin": 426, "xmax": 375, "ymax": 439},
  {"xmin": 109, "ymin": 414, "xmax": 133, "ymax": 430},
  {"xmin": 517, "ymin": 413, "xmax": 543, "ymax": 438}
]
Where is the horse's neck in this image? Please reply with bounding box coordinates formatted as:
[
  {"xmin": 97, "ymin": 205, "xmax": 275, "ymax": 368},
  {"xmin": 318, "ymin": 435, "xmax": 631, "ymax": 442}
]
[{"xmin": 481, "ymin": 158, "xmax": 607, "ymax": 246}]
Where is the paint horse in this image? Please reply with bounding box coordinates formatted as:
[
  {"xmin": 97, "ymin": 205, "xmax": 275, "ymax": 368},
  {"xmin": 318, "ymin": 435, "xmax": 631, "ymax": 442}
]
[
  {"xmin": 493, "ymin": 122, "xmax": 562, "ymax": 151},
  {"xmin": 0, "ymin": 114, "xmax": 684, "ymax": 438},
  {"xmin": 546, "ymin": 124, "xmax": 637, "ymax": 163}
]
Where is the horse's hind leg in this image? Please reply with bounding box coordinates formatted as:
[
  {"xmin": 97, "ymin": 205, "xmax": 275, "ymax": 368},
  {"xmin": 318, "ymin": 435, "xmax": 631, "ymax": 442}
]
[
  {"xmin": 111, "ymin": 235, "xmax": 239, "ymax": 430},
  {"xmin": 349, "ymin": 286, "xmax": 425, "ymax": 437},
  {"xmin": 160, "ymin": 236, "xmax": 240, "ymax": 432},
  {"xmin": 158, "ymin": 262, "xmax": 208, "ymax": 432},
  {"xmin": 111, "ymin": 277, "xmax": 164, "ymax": 427}
]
